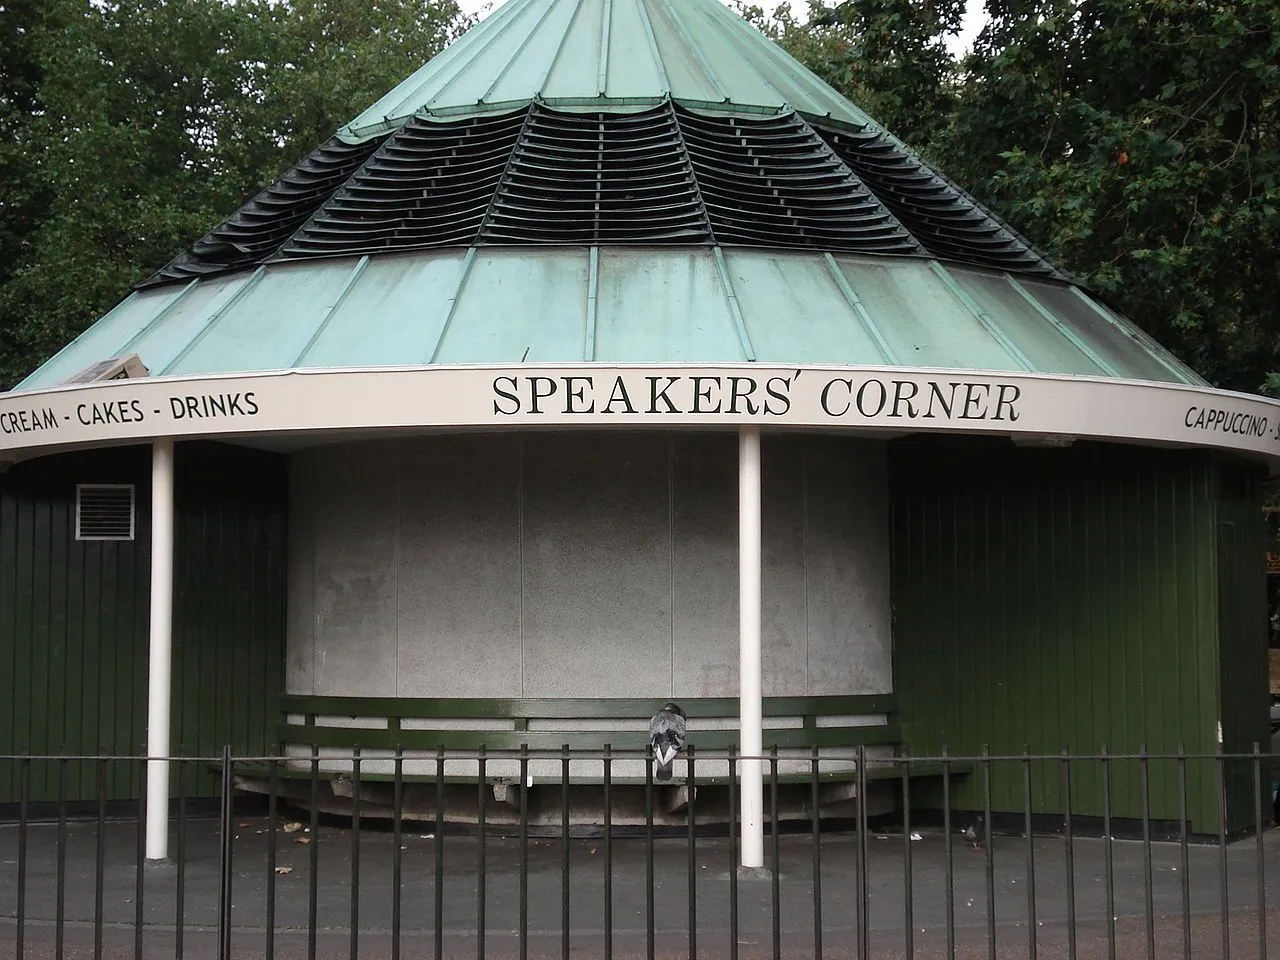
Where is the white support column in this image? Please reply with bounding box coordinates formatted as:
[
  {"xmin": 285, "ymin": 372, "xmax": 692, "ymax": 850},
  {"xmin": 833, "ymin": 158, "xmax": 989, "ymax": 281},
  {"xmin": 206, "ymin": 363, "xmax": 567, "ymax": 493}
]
[
  {"xmin": 145, "ymin": 437, "xmax": 175, "ymax": 861},
  {"xmin": 738, "ymin": 426, "xmax": 764, "ymax": 870}
]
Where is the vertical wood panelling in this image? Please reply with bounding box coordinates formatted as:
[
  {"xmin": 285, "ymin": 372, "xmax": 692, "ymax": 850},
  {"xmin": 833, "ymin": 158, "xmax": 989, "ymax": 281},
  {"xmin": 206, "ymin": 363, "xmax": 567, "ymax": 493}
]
[
  {"xmin": 890, "ymin": 438, "xmax": 1245, "ymax": 834},
  {"xmin": 0, "ymin": 442, "xmax": 287, "ymax": 803},
  {"xmin": 1214, "ymin": 465, "xmax": 1269, "ymax": 833}
]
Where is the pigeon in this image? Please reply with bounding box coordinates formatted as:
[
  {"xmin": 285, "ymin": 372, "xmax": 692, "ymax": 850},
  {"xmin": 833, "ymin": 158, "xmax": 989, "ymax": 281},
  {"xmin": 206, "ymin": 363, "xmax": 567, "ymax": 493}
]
[
  {"xmin": 963, "ymin": 816, "xmax": 985, "ymax": 850},
  {"xmin": 649, "ymin": 702, "xmax": 687, "ymax": 782}
]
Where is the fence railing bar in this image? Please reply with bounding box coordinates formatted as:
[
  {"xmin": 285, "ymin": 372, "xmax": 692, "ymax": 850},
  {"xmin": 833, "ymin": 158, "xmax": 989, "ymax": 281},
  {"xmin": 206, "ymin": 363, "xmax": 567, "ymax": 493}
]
[
  {"xmin": 604, "ymin": 744, "xmax": 613, "ymax": 960},
  {"xmin": 1023, "ymin": 746, "xmax": 1036, "ymax": 960},
  {"xmin": 983, "ymin": 746, "xmax": 995, "ymax": 960},
  {"xmin": 392, "ymin": 746, "xmax": 404, "ymax": 960},
  {"xmin": 1178, "ymin": 744, "xmax": 1191, "ymax": 960},
  {"xmin": 942, "ymin": 746, "xmax": 954, "ymax": 960},
  {"xmin": 435, "ymin": 745, "xmax": 446, "ymax": 960},
  {"xmin": 645, "ymin": 745, "xmax": 655, "ymax": 960},
  {"xmin": 135, "ymin": 755, "xmax": 145, "ymax": 960},
  {"xmin": 1139, "ymin": 743, "xmax": 1154, "ymax": 960},
  {"xmin": 475, "ymin": 744, "xmax": 485, "ymax": 960},
  {"xmin": 902, "ymin": 748, "xmax": 913, "ymax": 960},
  {"xmin": 562, "ymin": 743, "xmax": 571, "ymax": 960},
  {"xmin": 729, "ymin": 748, "xmax": 739, "ymax": 960},
  {"xmin": 56, "ymin": 756, "xmax": 66, "ymax": 960},
  {"xmin": 1102, "ymin": 744, "xmax": 1115, "ymax": 960},
  {"xmin": 217, "ymin": 745, "xmax": 233, "ymax": 960},
  {"xmin": 176, "ymin": 757, "xmax": 187, "ymax": 960},
  {"xmin": 17, "ymin": 756, "xmax": 29, "ymax": 960},
  {"xmin": 770, "ymin": 746, "xmax": 781, "ymax": 960},
  {"xmin": 350, "ymin": 746, "xmax": 362, "ymax": 960},
  {"xmin": 813, "ymin": 745, "xmax": 824, "ymax": 960},
  {"xmin": 1255, "ymin": 742, "xmax": 1268, "ymax": 960},
  {"xmin": 266, "ymin": 758, "xmax": 279, "ymax": 960},
  {"xmin": 1217, "ymin": 746, "xmax": 1230, "ymax": 960},
  {"xmin": 856, "ymin": 743, "xmax": 869, "ymax": 960},
  {"xmin": 688, "ymin": 744, "xmax": 699, "ymax": 960},
  {"xmin": 308, "ymin": 745, "xmax": 320, "ymax": 960},
  {"xmin": 95, "ymin": 756, "xmax": 106, "ymax": 960},
  {"xmin": 520, "ymin": 743, "xmax": 530, "ymax": 960},
  {"xmin": 1060, "ymin": 747, "xmax": 1075, "ymax": 960}
]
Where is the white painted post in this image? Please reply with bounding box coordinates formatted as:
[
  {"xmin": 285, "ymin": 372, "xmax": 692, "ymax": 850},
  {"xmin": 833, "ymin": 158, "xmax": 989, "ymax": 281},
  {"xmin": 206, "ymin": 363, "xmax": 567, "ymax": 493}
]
[
  {"xmin": 145, "ymin": 437, "xmax": 175, "ymax": 861},
  {"xmin": 738, "ymin": 425, "xmax": 764, "ymax": 870}
]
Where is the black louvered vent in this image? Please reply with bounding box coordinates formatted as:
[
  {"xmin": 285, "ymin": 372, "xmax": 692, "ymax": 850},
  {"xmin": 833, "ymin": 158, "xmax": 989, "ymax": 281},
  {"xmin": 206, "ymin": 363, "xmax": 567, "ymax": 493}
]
[
  {"xmin": 480, "ymin": 104, "xmax": 710, "ymax": 244},
  {"xmin": 281, "ymin": 109, "xmax": 526, "ymax": 257},
  {"xmin": 75, "ymin": 484, "xmax": 135, "ymax": 540},
  {"xmin": 817, "ymin": 126, "xmax": 1066, "ymax": 279},
  {"xmin": 138, "ymin": 99, "xmax": 1077, "ymax": 289},
  {"xmin": 676, "ymin": 108, "xmax": 919, "ymax": 254},
  {"xmin": 140, "ymin": 135, "xmax": 382, "ymax": 287}
]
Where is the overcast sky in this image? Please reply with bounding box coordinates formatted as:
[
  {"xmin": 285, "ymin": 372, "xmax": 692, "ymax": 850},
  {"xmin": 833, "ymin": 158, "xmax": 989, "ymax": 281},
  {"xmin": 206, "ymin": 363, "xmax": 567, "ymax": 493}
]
[{"xmin": 451, "ymin": 0, "xmax": 987, "ymax": 56}]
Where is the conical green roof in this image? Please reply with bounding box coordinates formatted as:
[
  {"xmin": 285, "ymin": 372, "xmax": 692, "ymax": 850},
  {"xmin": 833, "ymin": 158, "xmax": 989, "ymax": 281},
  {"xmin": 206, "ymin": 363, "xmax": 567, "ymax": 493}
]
[
  {"xmin": 339, "ymin": 0, "xmax": 876, "ymax": 138},
  {"xmin": 12, "ymin": 0, "xmax": 1207, "ymax": 392}
]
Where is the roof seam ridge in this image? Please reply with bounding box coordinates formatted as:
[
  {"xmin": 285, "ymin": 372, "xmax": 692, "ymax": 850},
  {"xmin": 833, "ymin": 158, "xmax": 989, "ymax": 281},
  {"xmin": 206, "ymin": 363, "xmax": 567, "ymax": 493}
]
[
  {"xmin": 482, "ymin": 0, "xmax": 577, "ymax": 104},
  {"xmin": 1005, "ymin": 274, "xmax": 1121, "ymax": 377},
  {"xmin": 474, "ymin": 102, "xmax": 542, "ymax": 244},
  {"xmin": 159, "ymin": 266, "xmax": 268, "ymax": 375},
  {"xmin": 633, "ymin": 0, "xmax": 671, "ymax": 95},
  {"xmin": 271, "ymin": 124, "xmax": 421, "ymax": 260},
  {"xmin": 822, "ymin": 253, "xmax": 898, "ymax": 365},
  {"xmin": 790, "ymin": 112, "xmax": 924, "ymax": 256},
  {"xmin": 656, "ymin": 0, "xmax": 729, "ymax": 103},
  {"xmin": 928, "ymin": 260, "xmax": 1035, "ymax": 373},
  {"xmin": 667, "ymin": 100, "xmax": 718, "ymax": 246},
  {"xmin": 711, "ymin": 246, "xmax": 756, "ymax": 362}
]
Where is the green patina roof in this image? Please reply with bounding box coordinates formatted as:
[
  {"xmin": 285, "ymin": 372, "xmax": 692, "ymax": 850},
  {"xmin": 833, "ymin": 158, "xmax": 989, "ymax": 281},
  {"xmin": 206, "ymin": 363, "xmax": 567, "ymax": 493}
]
[
  {"xmin": 10, "ymin": 0, "xmax": 1207, "ymax": 393},
  {"xmin": 339, "ymin": 0, "xmax": 876, "ymax": 140}
]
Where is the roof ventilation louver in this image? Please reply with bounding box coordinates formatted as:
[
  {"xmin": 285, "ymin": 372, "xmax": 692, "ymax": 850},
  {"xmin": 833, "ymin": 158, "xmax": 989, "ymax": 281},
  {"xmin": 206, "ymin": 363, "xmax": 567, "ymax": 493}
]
[
  {"xmin": 75, "ymin": 484, "xmax": 136, "ymax": 541},
  {"xmin": 479, "ymin": 103, "xmax": 711, "ymax": 244},
  {"xmin": 140, "ymin": 135, "xmax": 384, "ymax": 287},
  {"xmin": 281, "ymin": 109, "xmax": 527, "ymax": 257},
  {"xmin": 817, "ymin": 127, "xmax": 1067, "ymax": 279},
  {"xmin": 674, "ymin": 107, "xmax": 922, "ymax": 254}
]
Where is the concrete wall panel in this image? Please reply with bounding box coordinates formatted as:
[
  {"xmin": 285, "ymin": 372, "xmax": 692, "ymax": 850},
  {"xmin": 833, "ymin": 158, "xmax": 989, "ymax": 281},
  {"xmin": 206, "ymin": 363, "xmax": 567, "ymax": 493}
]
[
  {"xmin": 397, "ymin": 435, "xmax": 523, "ymax": 697},
  {"xmin": 288, "ymin": 432, "xmax": 893, "ymax": 700},
  {"xmin": 309, "ymin": 442, "xmax": 399, "ymax": 696},
  {"xmin": 522, "ymin": 433, "xmax": 673, "ymax": 698},
  {"xmin": 671, "ymin": 434, "xmax": 738, "ymax": 698}
]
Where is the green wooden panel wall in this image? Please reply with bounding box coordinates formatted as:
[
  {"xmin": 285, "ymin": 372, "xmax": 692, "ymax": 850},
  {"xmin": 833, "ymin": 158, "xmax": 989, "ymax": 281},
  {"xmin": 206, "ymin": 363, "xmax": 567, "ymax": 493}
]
[
  {"xmin": 0, "ymin": 441, "xmax": 287, "ymax": 802},
  {"xmin": 0, "ymin": 447, "xmax": 151, "ymax": 802},
  {"xmin": 889, "ymin": 437, "xmax": 1261, "ymax": 834},
  {"xmin": 1214, "ymin": 465, "xmax": 1270, "ymax": 833}
]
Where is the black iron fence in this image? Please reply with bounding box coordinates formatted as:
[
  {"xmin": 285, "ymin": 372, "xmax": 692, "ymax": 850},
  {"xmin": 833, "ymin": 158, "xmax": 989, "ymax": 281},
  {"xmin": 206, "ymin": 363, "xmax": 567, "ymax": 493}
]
[{"xmin": 2, "ymin": 747, "xmax": 1279, "ymax": 959}]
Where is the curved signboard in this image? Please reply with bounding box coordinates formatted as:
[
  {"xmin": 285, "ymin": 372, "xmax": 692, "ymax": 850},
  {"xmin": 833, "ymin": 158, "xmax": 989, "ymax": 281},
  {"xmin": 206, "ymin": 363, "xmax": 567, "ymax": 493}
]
[{"xmin": 2, "ymin": 363, "xmax": 1279, "ymax": 471}]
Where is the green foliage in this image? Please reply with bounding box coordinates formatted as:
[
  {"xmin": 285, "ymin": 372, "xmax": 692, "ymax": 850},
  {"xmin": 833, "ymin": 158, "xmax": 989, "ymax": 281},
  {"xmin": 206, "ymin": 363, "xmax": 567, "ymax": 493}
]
[
  {"xmin": 1, "ymin": 0, "xmax": 1277, "ymax": 398},
  {"xmin": 0, "ymin": 0, "xmax": 469, "ymax": 389},
  {"xmin": 942, "ymin": 0, "xmax": 1280, "ymax": 393},
  {"xmin": 746, "ymin": 0, "xmax": 1280, "ymax": 395}
]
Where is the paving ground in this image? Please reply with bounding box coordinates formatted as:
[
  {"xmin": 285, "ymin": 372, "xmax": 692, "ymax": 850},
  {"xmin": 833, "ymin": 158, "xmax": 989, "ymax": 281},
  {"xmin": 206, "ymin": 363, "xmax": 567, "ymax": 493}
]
[{"xmin": 3, "ymin": 814, "xmax": 1280, "ymax": 958}]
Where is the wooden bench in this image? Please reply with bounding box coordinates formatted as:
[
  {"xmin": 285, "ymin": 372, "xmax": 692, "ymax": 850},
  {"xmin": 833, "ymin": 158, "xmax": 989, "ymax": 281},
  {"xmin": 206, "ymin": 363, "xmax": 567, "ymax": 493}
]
[
  {"xmin": 259, "ymin": 694, "xmax": 968, "ymax": 782},
  {"xmin": 226, "ymin": 695, "xmax": 970, "ymax": 822}
]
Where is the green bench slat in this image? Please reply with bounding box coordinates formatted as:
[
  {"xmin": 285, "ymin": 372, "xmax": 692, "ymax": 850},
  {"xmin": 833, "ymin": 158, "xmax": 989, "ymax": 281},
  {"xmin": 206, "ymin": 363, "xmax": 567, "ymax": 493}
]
[
  {"xmin": 276, "ymin": 722, "xmax": 903, "ymax": 751},
  {"xmin": 280, "ymin": 694, "xmax": 897, "ymax": 721}
]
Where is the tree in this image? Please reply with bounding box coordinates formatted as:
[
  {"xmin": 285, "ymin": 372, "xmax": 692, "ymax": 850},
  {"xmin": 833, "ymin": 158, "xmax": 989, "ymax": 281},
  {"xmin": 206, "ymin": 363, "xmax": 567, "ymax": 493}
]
[
  {"xmin": 940, "ymin": 0, "xmax": 1280, "ymax": 393},
  {"xmin": 0, "ymin": 0, "xmax": 469, "ymax": 389},
  {"xmin": 738, "ymin": 0, "xmax": 964, "ymax": 149}
]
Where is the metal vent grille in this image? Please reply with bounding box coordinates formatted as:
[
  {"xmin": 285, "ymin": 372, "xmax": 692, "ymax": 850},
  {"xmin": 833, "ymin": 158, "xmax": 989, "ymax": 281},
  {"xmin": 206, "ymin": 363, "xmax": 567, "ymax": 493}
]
[
  {"xmin": 75, "ymin": 484, "xmax": 135, "ymax": 541},
  {"xmin": 282, "ymin": 111, "xmax": 526, "ymax": 257},
  {"xmin": 817, "ymin": 127, "xmax": 1066, "ymax": 279},
  {"xmin": 480, "ymin": 104, "xmax": 710, "ymax": 244},
  {"xmin": 137, "ymin": 99, "xmax": 1078, "ymax": 288},
  {"xmin": 141, "ymin": 136, "xmax": 383, "ymax": 287},
  {"xmin": 676, "ymin": 108, "xmax": 918, "ymax": 253}
]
